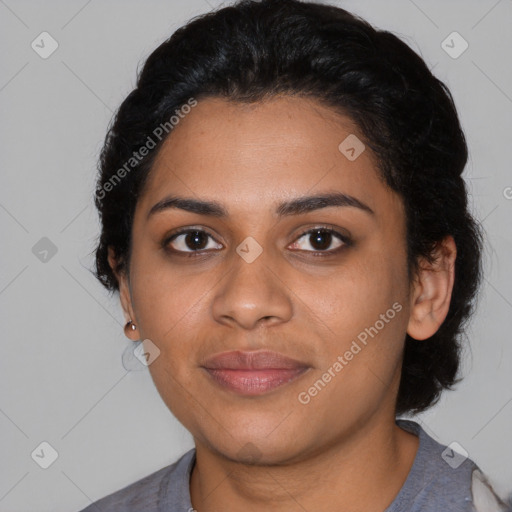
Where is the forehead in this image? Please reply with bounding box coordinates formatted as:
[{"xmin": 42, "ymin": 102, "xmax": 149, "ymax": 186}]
[{"xmin": 136, "ymin": 96, "xmax": 398, "ymax": 220}]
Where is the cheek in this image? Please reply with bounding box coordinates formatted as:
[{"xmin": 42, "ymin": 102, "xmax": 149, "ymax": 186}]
[
  {"xmin": 129, "ymin": 245, "xmax": 211, "ymax": 335},
  {"xmin": 128, "ymin": 261, "xmax": 206, "ymax": 418},
  {"xmin": 306, "ymin": 252, "xmax": 409, "ymax": 389},
  {"xmin": 308, "ymin": 256, "xmax": 405, "ymax": 338},
  {"xmin": 297, "ymin": 295, "xmax": 407, "ymax": 425}
]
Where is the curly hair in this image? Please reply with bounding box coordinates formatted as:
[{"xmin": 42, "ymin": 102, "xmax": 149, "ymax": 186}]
[{"xmin": 92, "ymin": 0, "xmax": 483, "ymax": 416}]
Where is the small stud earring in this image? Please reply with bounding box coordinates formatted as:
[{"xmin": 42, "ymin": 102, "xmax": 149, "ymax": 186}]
[{"xmin": 126, "ymin": 320, "xmax": 137, "ymax": 331}]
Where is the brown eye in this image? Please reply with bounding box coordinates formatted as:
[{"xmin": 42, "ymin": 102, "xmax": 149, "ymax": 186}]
[
  {"xmin": 289, "ymin": 228, "xmax": 351, "ymax": 254},
  {"xmin": 165, "ymin": 229, "xmax": 223, "ymax": 253}
]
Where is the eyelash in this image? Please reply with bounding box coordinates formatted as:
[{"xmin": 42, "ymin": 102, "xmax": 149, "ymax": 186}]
[{"xmin": 162, "ymin": 226, "xmax": 353, "ymax": 258}]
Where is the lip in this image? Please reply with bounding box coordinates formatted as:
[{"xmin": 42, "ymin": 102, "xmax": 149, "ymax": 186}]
[
  {"xmin": 201, "ymin": 350, "xmax": 311, "ymax": 396},
  {"xmin": 202, "ymin": 350, "xmax": 308, "ymax": 370}
]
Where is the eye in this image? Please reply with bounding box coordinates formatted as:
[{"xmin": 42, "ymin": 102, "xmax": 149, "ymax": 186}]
[
  {"xmin": 288, "ymin": 227, "xmax": 351, "ymax": 255},
  {"xmin": 163, "ymin": 226, "xmax": 351, "ymax": 257},
  {"xmin": 164, "ymin": 228, "xmax": 223, "ymax": 254}
]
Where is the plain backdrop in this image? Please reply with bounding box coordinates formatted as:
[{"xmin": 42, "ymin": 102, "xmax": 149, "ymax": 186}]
[{"xmin": 1, "ymin": 1, "xmax": 511, "ymax": 510}]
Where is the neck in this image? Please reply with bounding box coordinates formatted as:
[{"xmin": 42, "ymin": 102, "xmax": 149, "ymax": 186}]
[{"xmin": 189, "ymin": 415, "xmax": 419, "ymax": 512}]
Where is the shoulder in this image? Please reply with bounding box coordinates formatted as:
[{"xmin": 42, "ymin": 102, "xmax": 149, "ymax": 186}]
[
  {"xmin": 76, "ymin": 448, "xmax": 196, "ymax": 512},
  {"xmin": 388, "ymin": 420, "xmax": 510, "ymax": 512}
]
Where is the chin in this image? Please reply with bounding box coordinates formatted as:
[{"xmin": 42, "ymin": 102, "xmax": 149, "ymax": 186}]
[{"xmin": 205, "ymin": 431, "xmax": 306, "ymax": 466}]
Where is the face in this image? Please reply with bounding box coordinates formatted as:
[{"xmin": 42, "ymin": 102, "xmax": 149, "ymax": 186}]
[{"xmin": 114, "ymin": 96, "xmax": 415, "ymax": 464}]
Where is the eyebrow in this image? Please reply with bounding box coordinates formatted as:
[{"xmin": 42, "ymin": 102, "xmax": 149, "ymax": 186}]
[{"xmin": 147, "ymin": 191, "xmax": 374, "ymax": 219}]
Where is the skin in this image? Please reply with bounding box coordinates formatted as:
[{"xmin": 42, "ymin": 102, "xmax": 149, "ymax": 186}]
[{"xmin": 109, "ymin": 96, "xmax": 456, "ymax": 512}]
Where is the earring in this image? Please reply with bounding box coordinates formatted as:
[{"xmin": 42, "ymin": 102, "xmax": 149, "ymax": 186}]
[{"xmin": 126, "ymin": 320, "xmax": 137, "ymax": 331}]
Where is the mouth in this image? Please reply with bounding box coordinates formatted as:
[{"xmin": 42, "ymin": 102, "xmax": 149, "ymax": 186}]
[{"xmin": 201, "ymin": 350, "xmax": 311, "ymax": 396}]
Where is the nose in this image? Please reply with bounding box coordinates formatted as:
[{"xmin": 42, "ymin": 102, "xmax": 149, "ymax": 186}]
[{"xmin": 211, "ymin": 250, "xmax": 293, "ymax": 330}]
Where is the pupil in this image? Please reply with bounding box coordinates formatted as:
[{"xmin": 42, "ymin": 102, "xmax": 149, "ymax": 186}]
[
  {"xmin": 186, "ymin": 231, "xmax": 208, "ymax": 250},
  {"xmin": 311, "ymin": 229, "xmax": 331, "ymax": 250}
]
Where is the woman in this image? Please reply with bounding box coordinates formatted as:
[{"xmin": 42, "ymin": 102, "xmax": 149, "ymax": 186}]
[{"xmin": 81, "ymin": 0, "xmax": 510, "ymax": 510}]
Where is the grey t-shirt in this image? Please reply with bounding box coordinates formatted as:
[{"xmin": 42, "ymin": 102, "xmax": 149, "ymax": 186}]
[{"xmin": 78, "ymin": 419, "xmax": 509, "ymax": 511}]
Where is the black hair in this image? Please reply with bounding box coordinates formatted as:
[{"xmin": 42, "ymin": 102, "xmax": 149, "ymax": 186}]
[{"xmin": 93, "ymin": 0, "xmax": 483, "ymax": 415}]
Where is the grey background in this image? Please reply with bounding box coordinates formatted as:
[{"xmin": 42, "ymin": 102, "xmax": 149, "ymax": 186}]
[{"xmin": 0, "ymin": 0, "xmax": 511, "ymax": 510}]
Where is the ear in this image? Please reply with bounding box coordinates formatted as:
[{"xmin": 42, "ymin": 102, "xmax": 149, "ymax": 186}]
[
  {"xmin": 407, "ymin": 236, "xmax": 457, "ymax": 341},
  {"xmin": 108, "ymin": 246, "xmax": 139, "ymax": 341}
]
